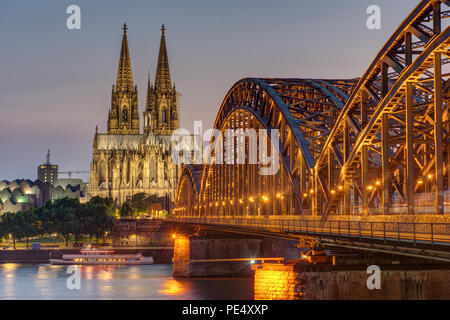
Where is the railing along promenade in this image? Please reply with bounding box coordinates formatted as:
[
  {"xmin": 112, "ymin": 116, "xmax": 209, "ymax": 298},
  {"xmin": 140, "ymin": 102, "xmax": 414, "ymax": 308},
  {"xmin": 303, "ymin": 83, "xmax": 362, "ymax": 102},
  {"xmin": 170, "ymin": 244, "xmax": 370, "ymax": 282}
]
[{"xmin": 170, "ymin": 216, "xmax": 450, "ymax": 247}]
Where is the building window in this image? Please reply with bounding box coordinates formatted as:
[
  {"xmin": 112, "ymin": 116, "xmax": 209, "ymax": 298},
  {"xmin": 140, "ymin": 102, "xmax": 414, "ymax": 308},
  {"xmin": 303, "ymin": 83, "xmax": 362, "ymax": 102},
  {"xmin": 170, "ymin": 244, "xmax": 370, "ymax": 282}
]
[
  {"xmin": 161, "ymin": 107, "xmax": 167, "ymax": 123},
  {"xmin": 122, "ymin": 108, "xmax": 128, "ymax": 122}
]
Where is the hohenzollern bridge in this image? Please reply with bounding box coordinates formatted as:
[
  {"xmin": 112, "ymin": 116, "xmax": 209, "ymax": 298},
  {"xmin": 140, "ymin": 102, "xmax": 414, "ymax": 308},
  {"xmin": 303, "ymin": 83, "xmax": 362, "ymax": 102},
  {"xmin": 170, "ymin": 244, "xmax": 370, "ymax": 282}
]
[{"xmin": 171, "ymin": 0, "xmax": 450, "ymax": 262}]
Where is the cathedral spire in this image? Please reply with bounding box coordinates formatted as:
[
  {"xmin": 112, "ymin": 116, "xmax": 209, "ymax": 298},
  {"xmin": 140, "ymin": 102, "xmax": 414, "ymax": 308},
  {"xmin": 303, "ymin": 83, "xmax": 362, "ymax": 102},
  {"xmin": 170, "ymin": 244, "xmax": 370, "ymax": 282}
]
[
  {"xmin": 155, "ymin": 24, "xmax": 171, "ymax": 91},
  {"xmin": 116, "ymin": 23, "xmax": 133, "ymax": 91},
  {"xmin": 146, "ymin": 71, "xmax": 151, "ymax": 108},
  {"xmin": 108, "ymin": 23, "xmax": 139, "ymax": 135}
]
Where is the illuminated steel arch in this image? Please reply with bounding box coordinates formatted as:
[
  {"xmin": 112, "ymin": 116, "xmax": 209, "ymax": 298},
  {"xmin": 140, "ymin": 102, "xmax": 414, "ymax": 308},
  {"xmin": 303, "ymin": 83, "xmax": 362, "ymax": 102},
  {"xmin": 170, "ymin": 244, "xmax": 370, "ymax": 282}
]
[
  {"xmin": 175, "ymin": 0, "xmax": 449, "ymax": 220},
  {"xmin": 175, "ymin": 164, "xmax": 202, "ymax": 217},
  {"xmin": 316, "ymin": 0, "xmax": 450, "ymax": 219},
  {"xmin": 196, "ymin": 78, "xmax": 357, "ymax": 217}
]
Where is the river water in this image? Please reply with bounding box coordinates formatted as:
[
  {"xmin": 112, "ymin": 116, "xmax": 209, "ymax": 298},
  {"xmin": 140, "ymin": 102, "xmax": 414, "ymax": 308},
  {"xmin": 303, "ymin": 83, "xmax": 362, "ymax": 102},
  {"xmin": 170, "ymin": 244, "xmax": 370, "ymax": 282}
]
[{"xmin": 0, "ymin": 263, "xmax": 253, "ymax": 300}]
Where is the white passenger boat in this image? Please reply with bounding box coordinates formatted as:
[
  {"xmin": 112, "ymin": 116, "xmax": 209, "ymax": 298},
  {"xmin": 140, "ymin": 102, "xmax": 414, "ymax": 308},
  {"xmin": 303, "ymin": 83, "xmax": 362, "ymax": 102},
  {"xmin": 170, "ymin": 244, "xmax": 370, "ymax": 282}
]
[{"xmin": 50, "ymin": 249, "xmax": 154, "ymax": 265}]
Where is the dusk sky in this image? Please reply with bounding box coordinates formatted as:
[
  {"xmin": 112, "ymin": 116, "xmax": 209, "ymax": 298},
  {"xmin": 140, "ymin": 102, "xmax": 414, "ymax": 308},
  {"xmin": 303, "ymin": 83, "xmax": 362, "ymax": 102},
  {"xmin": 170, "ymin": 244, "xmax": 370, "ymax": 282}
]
[{"xmin": 0, "ymin": 0, "xmax": 419, "ymax": 181}]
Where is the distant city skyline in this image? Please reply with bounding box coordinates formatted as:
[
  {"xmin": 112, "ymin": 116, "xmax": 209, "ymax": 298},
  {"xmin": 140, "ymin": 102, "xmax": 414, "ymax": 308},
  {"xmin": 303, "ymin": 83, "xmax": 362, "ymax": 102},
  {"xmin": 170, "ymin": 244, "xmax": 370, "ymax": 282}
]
[{"xmin": 0, "ymin": 0, "xmax": 419, "ymax": 181}]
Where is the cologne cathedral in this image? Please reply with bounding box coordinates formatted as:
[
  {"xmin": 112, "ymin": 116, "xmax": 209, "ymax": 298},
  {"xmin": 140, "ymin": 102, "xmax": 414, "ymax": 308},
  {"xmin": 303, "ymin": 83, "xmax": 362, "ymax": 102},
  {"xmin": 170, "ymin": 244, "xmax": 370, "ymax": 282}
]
[{"xmin": 87, "ymin": 24, "xmax": 181, "ymax": 204}]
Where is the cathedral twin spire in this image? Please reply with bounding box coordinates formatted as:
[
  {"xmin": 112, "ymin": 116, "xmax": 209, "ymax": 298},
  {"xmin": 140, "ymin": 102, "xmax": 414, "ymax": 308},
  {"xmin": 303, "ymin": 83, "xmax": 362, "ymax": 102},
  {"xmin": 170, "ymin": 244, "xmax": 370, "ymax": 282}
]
[
  {"xmin": 108, "ymin": 23, "xmax": 178, "ymax": 136},
  {"xmin": 116, "ymin": 23, "xmax": 133, "ymax": 92},
  {"xmin": 145, "ymin": 24, "xmax": 180, "ymax": 135},
  {"xmin": 155, "ymin": 24, "xmax": 171, "ymax": 92},
  {"xmin": 107, "ymin": 23, "xmax": 139, "ymax": 135}
]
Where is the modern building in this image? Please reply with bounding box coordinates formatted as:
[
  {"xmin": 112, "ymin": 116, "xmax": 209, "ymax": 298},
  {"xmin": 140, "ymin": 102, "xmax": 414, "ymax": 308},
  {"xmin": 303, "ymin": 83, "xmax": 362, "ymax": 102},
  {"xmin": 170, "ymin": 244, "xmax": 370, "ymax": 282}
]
[
  {"xmin": 0, "ymin": 179, "xmax": 52, "ymax": 214},
  {"xmin": 87, "ymin": 24, "xmax": 181, "ymax": 204},
  {"xmin": 52, "ymin": 184, "xmax": 85, "ymax": 201},
  {"xmin": 37, "ymin": 150, "xmax": 58, "ymax": 184}
]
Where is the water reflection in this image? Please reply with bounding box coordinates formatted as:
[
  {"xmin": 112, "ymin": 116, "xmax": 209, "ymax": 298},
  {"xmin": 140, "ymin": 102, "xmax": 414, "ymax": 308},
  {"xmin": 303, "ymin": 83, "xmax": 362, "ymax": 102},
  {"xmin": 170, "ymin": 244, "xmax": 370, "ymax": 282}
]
[
  {"xmin": 0, "ymin": 264, "xmax": 253, "ymax": 300},
  {"xmin": 159, "ymin": 279, "xmax": 187, "ymax": 296},
  {"xmin": 1, "ymin": 263, "xmax": 18, "ymax": 298}
]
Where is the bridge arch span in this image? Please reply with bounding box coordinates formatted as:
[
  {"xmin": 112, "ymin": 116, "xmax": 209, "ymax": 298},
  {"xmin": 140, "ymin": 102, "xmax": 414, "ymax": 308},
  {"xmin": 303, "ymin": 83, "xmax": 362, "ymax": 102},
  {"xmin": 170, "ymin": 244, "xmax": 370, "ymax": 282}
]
[
  {"xmin": 196, "ymin": 77, "xmax": 357, "ymax": 217},
  {"xmin": 175, "ymin": 0, "xmax": 449, "ymax": 220},
  {"xmin": 175, "ymin": 164, "xmax": 202, "ymax": 217},
  {"xmin": 316, "ymin": 0, "xmax": 450, "ymax": 218}
]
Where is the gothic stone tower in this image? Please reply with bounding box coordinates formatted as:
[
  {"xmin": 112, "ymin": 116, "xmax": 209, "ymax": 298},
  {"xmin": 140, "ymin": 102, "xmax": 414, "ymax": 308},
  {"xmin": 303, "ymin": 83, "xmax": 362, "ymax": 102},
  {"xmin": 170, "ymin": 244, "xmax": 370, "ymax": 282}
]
[
  {"xmin": 88, "ymin": 24, "xmax": 181, "ymax": 205},
  {"xmin": 108, "ymin": 24, "xmax": 140, "ymax": 135},
  {"xmin": 144, "ymin": 25, "xmax": 180, "ymax": 136}
]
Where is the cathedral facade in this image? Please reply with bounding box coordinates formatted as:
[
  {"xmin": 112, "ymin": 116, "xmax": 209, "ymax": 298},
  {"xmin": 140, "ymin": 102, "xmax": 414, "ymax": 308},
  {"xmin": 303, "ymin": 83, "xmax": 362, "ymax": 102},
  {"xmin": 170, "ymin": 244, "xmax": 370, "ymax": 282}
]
[{"xmin": 87, "ymin": 24, "xmax": 181, "ymax": 204}]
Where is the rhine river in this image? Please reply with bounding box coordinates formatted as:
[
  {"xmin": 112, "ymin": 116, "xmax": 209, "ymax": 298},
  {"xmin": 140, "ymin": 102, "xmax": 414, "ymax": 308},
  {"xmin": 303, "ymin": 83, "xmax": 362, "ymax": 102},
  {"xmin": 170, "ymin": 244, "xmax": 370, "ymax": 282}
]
[{"xmin": 0, "ymin": 263, "xmax": 253, "ymax": 299}]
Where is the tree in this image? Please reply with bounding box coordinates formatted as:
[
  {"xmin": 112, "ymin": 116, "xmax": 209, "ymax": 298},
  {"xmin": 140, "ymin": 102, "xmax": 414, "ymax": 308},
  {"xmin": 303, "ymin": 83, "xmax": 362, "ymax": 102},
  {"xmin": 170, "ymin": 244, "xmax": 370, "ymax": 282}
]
[
  {"xmin": 0, "ymin": 196, "xmax": 117, "ymax": 248},
  {"xmin": 1, "ymin": 212, "xmax": 24, "ymax": 249},
  {"xmin": 120, "ymin": 201, "xmax": 135, "ymax": 217},
  {"xmin": 18, "ymin": 210, "xmax": 38, "ymax": 249},
  {"xmin": 54, "ymin": 207, "xmax": 79, "ymax": 247},
  {"xmin": 52, "ymin": 197, "xmax": 82, "ymax": 246},
  {"xmin": 88, "ymin": 196, "xmax": 117, "ymax": 216},
  {"xmin": 78, "ymin": 203, "xmax": 115, "ymax": 244},
  {"xmin": 130, "ymin": 193, "xmax": 150, "ymax": 213}
]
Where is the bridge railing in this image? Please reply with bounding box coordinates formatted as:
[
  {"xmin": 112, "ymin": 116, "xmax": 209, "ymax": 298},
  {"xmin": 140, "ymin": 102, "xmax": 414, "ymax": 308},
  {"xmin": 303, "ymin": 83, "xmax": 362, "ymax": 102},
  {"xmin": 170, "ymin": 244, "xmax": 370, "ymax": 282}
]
[{"xmin": 170, "ymin": 217, "xmax": 450, "ymax": 246}]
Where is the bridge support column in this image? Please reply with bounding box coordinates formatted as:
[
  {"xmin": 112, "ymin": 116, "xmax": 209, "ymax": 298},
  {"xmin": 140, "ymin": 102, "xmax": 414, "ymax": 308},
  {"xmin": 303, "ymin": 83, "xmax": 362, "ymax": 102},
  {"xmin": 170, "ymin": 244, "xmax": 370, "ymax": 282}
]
[
  {"xmin": 406, "ymin": 81, "xmax": 415, "ymax": 214},
  {"xmin": 361, "ymin": 90, "xmax": 368, "ymax": 215},
  {"xmin": 172, "ymin": 234, "xmax": 300, "ymax": 278},
  {"xmin": 253, "ymin": 263, "xmax": 303, "ymax": 300},
  {"xmin": 434, "ymin": 52, "xmax": 444, "ymax": 215},
  {"xmin": 343, "ymin": 121, "xmax": 351, "ymax": 215},
  {"xmin": 312, "ymin": 173, "xmax": 318, "ymax": 216},
  {"xmin": 381, "ymin": 113, "xmax": 390, "ymax": 215},
  {"xmin": 253, "ymin": 261, "xmax": 450, "ymax": 300}
]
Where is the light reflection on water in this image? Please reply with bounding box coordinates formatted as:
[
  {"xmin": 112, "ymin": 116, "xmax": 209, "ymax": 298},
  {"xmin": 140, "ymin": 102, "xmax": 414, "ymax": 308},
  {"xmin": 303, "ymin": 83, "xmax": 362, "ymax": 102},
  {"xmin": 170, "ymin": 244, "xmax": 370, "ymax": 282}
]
[
  {"xmin": 0, "ymin": 264, "xmax": 253, "ymax": 300},
  {"xmin": 158, "ymin": 279, "xmax": 187, "ymax": 296}
]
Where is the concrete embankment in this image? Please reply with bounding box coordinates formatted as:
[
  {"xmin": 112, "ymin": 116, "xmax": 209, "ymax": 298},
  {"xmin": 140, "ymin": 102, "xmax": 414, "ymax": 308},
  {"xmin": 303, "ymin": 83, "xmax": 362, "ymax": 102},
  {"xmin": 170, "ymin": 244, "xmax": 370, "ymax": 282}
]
[{"xmin": 0, "ymin": 248, "xmax": 173, "ymax": 264}]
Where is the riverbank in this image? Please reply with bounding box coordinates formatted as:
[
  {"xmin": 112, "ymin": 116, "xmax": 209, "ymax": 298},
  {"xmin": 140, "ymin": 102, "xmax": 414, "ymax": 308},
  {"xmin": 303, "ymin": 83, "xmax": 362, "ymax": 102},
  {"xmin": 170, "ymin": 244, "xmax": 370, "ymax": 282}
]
[{"xmin": 0, "ymin": 247, "xmax": 173, "ymax": 264}]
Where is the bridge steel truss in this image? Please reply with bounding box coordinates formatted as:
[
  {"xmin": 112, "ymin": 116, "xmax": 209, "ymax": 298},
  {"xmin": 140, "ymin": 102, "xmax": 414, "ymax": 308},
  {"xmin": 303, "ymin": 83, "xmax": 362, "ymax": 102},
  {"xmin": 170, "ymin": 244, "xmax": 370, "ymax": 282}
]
[{"xmin": 175, "ymin": 0, "xmax": 450, "ymax": 221}]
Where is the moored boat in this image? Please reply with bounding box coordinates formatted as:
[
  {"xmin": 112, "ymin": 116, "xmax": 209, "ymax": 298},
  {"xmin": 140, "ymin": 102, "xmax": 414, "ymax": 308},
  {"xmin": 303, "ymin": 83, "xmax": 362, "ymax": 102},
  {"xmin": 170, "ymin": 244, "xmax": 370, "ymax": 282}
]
[{"xmin": 50, "ymin": 249, "xmax": 154, "ymax": 265}]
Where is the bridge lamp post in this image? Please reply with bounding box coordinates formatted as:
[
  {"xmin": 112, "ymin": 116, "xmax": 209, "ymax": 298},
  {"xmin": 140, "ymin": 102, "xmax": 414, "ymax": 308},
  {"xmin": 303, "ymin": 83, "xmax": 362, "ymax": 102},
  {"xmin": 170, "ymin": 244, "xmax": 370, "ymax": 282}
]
[
  {"xmin": 249, "ymin": 196, "xmax": 255, "ymax": 216},
  {"xmin": 262, "ymin": 195, "xmax": 269, "ymax": 216},
  {"xmin": 276, "ymin": 193, "xmax": 284, "ymax": 215},
  {"xmin": 302, "ymin": 193, "xmax": 308, "ymax": 213}
]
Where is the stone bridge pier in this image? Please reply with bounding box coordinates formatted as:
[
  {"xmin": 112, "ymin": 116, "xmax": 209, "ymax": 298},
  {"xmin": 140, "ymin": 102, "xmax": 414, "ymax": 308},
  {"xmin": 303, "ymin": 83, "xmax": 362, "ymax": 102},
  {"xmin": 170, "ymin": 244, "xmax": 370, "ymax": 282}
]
[
  {"xmin": 172, "ymin": 233, "xmax": 301, "ymax": 278},
  {"xmin": 172, "ymin": 230, "xmax": 450, "ymax": 299},
  {"xmin": 252, "ymin": 262, "xmax": 450, "ymax": 300}
]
